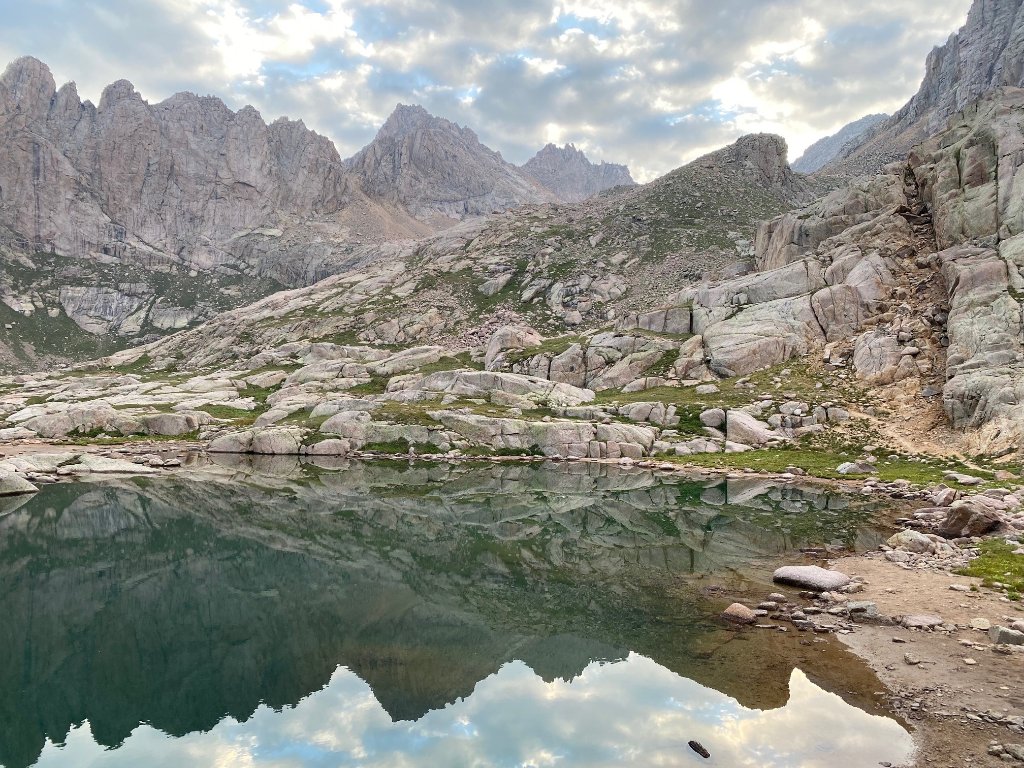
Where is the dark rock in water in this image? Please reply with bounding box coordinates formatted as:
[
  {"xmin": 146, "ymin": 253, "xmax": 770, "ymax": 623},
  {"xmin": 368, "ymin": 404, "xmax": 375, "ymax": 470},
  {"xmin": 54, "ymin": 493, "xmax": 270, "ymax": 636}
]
[{"xmin": 688, "ymin": 740, "xmax": 711, "ymax": 759}]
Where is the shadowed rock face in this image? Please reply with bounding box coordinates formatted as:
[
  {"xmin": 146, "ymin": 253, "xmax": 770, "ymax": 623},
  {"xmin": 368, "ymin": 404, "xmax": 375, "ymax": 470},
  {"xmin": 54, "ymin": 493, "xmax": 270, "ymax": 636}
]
[
  {"xmin": 0, "ymin": 58, "xmax": 433, "ymax": 366},
  {"xmin": 0, "ymin": 463, "xmax": 887, "ymax": 768}
]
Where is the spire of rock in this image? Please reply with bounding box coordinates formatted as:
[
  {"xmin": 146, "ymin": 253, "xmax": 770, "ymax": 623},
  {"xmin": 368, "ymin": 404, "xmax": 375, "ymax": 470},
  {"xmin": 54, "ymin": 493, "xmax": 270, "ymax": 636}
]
[
  {"xmin": 521, "ymin": 143, "xmax": 635, "ymax": 203},
  {"xmin": 345, "ymin": 103, "xmax": 553, "ymax": 220}
]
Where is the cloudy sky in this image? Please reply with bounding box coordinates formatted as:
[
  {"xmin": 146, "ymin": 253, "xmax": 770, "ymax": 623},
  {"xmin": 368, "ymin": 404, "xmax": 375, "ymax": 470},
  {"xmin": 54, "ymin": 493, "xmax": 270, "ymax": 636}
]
[{"xmin": 0, "ymin": 0, "xmax": 972, "ymax": 181}]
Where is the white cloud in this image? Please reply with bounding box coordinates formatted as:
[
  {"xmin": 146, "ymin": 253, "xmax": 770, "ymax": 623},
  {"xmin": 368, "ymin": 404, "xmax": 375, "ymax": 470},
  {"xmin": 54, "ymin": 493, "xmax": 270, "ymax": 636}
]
[{"xmin": 0, "ymin": 0, "xmax": 976, "ymax": 181}]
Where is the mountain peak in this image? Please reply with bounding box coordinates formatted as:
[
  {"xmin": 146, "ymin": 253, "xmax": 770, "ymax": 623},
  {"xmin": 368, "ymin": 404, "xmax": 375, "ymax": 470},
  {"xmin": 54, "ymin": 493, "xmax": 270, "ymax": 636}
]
[
  {"xmin": 792, "ymin": 113, "xmax": 888, "ymax": 173},
  {"xmin": 347, "ymin": 104, "xmax": 552, "ymax": 219},
  {"xmin": 378, "ymin": 103, "xmax": 474, "ymax": 141},
  {"xmin": 0, "ymin": 56, "xmax": 57, "ymax": 114},
  {"xmin": 99, "ymin": 78, "xmax": 142, "ymax": 110},
  {"xmin": 522, "ymin": 142, "xmax": 634, "ymax": 203},
  {"xmin": 689, "ymin": 133, "xmax": 808, "ymax": 203},
  {"xmin": 821, "ymin": 0, "xmax": 1024, "ymax": 175}
]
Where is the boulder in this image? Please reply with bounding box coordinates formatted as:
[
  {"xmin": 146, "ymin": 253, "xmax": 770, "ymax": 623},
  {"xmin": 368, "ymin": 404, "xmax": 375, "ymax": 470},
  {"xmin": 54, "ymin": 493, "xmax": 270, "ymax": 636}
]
[
  {"xmin": 0, "ymin": 471, "xmax": 38, "ymax": 496},
  {"xmin": 887, "ymin": 529, "xmax": 938, "ymax": 554},
  {"xmin": 139, "ymin": 413, "xmax": 200, "ymax": 436},
  {"xmin": 484, "ymin": 325, "xmax": 543, "ymax": 370},
  {"xmin": 772, "ymin": 565, "xmax": 851, "ymax": 591},
  {"xmin": 699, "ymin": 408, "xmax": 726, "ymax": 428},
  {"xmin": 853, "ymin": 330, "xmax": 918, "ymax": 385},
  {"xmin": 302, "ymin": 439, "xmax": 352, "ymax": 456},
  {"xmin": 937, "ymin": 497, "xmax": 1005, "ymax": 538},
  {"xmin": 702, "ymin": 296, "xmax": 825, "ymax": 377},
  {"xmin": 721, "ymin": 603, "xmax": 757, "ymax": 624},
  {"xmin": 250, "ymin": 428, "xmax": 304, "ymax": 455},
  {"xmin": 989, "ymin": 626, "xmax": 1024, "ymax": 645},
  {"xmin": 725, "ymin": 410, "xmax": 778, "ymax": 446},
  {"xmin": 208, "ymin": 427, "xmax": 306, "ymax": 455},
  {"xmin": 901, "ymin": 614, "xmax": 944, "ymax": 629},
  {"xmin": 837, "ymin": 461, "xmax": 876, "ymax": 475},
  {"xmin": 65, "ymin": 455, "xmax": 161, "ymax": 474}
]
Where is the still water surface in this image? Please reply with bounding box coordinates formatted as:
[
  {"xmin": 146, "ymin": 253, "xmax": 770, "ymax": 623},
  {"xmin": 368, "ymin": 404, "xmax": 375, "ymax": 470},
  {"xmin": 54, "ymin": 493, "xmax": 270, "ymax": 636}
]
[{"xmin": 0, "ymin": 460, "xmax": 914, "ymax": 767}]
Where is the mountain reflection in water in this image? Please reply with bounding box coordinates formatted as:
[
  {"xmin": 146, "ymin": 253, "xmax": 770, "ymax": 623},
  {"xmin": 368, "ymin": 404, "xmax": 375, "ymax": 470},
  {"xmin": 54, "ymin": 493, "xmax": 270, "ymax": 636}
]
[{"xmin": 0, "ymin": 460, "xmax": 912, "ymax": 768}]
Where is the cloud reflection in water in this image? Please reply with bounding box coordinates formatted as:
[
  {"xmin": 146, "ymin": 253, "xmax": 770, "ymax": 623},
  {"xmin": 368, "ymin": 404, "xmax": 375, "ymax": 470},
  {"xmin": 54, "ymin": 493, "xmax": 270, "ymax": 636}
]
[{"xmin": 34, "ymin": 653, "xmax": 912, "ymax": 768}]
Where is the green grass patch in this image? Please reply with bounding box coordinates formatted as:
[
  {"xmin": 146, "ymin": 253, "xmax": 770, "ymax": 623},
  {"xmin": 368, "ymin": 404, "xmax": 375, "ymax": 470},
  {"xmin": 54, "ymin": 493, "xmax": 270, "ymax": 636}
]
[
  {"xmin": 108, "ymin": 354, "xmax": 153, "ymax": 375},
  {"xmin": 416, "ymin": 353, "xmax": 485, "ymax": 375},
  {"xmin": 200, "ymin": 404, "xmax": 257, "ymax": 422},
  {"xmin": 239, "ymin": 384, "xmax": 278, "ymax": 405},
  {"xmin": 957, "ymin": 540, "xmax": 1024, "ymax": 594},
  {"xmin": 363, "ymin": 438, "xmax": 442, "ymax": 454},
  {"xmin": 671, "ymin": 442, "xmax": 976, "ymax": 485},
  {"xmin": 504, "ymin": 335, "xmax": 587, "ymax": 366},
  {"xmin": 346, "ymin": 376, "xmax": 390, "ymax": 396},
  {"xmin": 374, "ymin": 402, "xmax": 444, "ymax": 427}
]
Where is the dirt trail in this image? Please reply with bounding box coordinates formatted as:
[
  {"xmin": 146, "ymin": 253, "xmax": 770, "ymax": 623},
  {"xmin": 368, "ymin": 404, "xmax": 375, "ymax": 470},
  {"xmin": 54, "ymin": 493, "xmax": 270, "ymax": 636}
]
[{"xmin": 833, "ymin": 554, "xmax": 1024, "ymax": 768}]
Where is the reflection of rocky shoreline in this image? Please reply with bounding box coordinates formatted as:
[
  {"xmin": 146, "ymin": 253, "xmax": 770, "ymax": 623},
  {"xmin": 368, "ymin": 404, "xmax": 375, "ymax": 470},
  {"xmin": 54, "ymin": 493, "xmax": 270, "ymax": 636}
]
[{"xmin": 0, "ymin": 464, "xmax": 889, "ymax": 768}]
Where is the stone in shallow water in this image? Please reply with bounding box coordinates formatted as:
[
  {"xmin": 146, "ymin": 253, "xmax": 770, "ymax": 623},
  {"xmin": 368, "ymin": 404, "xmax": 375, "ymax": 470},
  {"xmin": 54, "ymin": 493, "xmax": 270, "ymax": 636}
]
[
  {"xmin": 772, "ymin": 565, "xmax": 851, "ymax": 591},
  {"xmin": 721, "ymin": 603, "xmax": 757, "ymax": 624},
  {"xmin": 0, "ymin": 471, "xmax": 38, "ymax": 496}
]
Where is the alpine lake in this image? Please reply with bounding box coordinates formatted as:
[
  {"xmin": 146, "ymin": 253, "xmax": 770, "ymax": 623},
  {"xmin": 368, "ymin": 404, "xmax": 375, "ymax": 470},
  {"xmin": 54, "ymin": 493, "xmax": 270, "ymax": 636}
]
[{"xmin": 0, "ymin": 456, "xmax": 916, "ymax": 767}]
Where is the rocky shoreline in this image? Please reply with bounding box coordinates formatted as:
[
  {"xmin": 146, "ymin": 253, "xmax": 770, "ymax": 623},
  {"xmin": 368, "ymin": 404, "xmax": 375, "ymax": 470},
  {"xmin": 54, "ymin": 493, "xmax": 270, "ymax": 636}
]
[{"xmin": 718, "ymin": 488, "xmax": 1024, "ymax": 768}]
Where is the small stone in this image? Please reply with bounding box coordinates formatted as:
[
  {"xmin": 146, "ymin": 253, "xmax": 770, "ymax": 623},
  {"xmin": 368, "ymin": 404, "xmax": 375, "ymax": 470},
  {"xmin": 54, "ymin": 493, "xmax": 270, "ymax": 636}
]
[
  {"xmin": 970, "ymin": 618, "xmax": 992, "ymax": 631},
  {"xmin": 722, "ymin": 603, "xmax": 757, "ymax": 624},
  {"xmin": 904, "ymin": 653, "xmax": 922, "ymax": 665},
  {"xmin": 688, "ymin": 740, "xmax": 711, "ymax": 759},
  {"xmin": 989, "ymin": 626, "xmax": 1024, "ymax": 645},
  {"xmin": 963, "ymin": 658, "xmax": 978, "ymax": 665},
  {"xmin": 901, "ymin": 614, "xmax": 944, "ymax": 629}
]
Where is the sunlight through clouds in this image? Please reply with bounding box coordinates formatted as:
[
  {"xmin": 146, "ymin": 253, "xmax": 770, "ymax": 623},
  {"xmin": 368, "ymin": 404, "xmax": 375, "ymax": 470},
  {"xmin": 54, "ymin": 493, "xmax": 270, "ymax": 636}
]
[{"xmin": 0, "ymin": 0, "xmax": 974, "ymax": 181}]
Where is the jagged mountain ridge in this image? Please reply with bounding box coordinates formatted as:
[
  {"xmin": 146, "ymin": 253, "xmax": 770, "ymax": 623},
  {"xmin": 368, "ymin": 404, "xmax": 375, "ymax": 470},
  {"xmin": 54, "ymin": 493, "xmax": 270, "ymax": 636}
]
[
  {"xmin": 0, "ymin": 56, "xmax": 435, "ymax": 367},
  {"xmin": 822, "ymin": 0, "xmax": 1024, "ymax": 176},
  {"xmin": 520, "ymin": 143, "xmax": 636, "ymax": 203},
  {"xmin": 344, "ymin": 104, "xmax": 557, "ymax": 221},
  {"xmin": 0, "ymin": 59, "xmax": 635, "ymax": 370},
  {"xmin": 791, "ymin": 114, "xmax": 888, "ymax": 173},
  {"xmin": 59, "ymin": 131, "xmax": 803, "ymax": 373}
]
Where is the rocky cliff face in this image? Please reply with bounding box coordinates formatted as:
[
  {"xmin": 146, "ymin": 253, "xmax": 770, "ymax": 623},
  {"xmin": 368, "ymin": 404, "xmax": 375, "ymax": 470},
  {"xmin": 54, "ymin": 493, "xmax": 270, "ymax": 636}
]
[
  {"xmin": 0, "ymin": 56, "xmax": 358, "ymax": 270},
  {"xmin": 345, "ymin": 104, "xmax": 555, "ymax": 221},
  {"xmin": 521, "ymin": 143, "xmax": 635, "ymax": 203},
  {"xmin": 824, "ymin": 0, "xmax": 1024, "ymax": 176},
  {"xmin": 0, "ymin": 57, "xmax": 433, "ymax": 365},
  {"xmin": 792, "ymin": 114, "xmax": 888, "ymax": 174}
]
